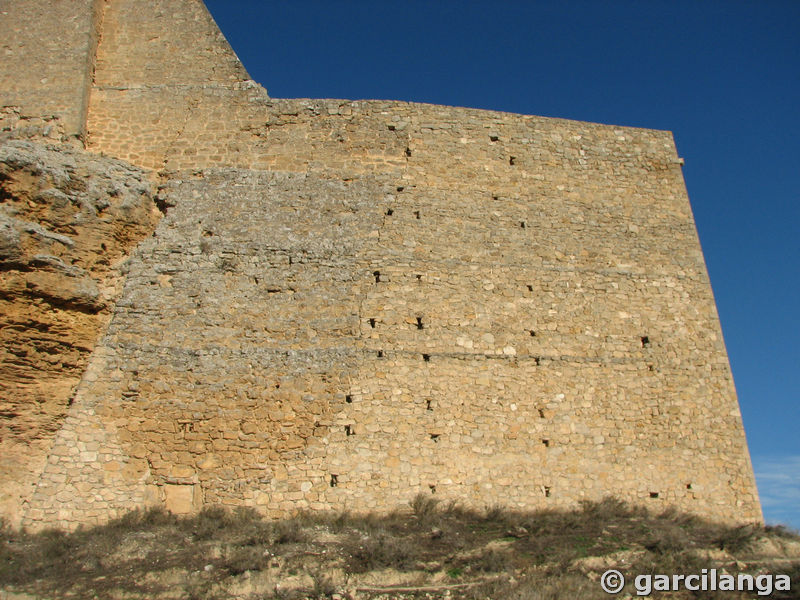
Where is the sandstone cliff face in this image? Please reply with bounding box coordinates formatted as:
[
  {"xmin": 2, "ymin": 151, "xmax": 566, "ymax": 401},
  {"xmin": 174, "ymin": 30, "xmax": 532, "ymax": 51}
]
[{"xmin": 0, "ymin": 137, "xmax": 159, "ymax": 526}]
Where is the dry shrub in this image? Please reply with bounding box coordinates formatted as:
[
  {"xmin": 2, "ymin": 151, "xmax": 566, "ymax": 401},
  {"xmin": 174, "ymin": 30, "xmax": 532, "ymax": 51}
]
[
  {"xmin": 1, "ymin": 498, "xmax": 796, "ymax": 599},
  {"xmin": 472, "ymin": 548, "xmax": 513, "ymax": 572},
  {"xmin": 272, "ymin": 519, "xmax": 308, "ymax": 545},
  {"xmin": 222, "ymin": 545, "xmax": 268, "ymax": 575},
  {"xmin": 346, "ymin": 531, "xmax": 418, "ymax": 573},
  {"xmin": 467, "ymin": 574, "xmax": 604, "ymax": 600},
  {"xmin": 410, "ymin": 493, "xmax": 440, "ymax": 519},
  {"xmin": 712, "ymin": 524, "xmax": 760, "ymax": 552}
]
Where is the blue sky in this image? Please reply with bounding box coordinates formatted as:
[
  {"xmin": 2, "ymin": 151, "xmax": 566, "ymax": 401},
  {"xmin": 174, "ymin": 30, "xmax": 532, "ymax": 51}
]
[{"xmin": 205, "ymin": 0, "xmax": 799, "ymax": 529}]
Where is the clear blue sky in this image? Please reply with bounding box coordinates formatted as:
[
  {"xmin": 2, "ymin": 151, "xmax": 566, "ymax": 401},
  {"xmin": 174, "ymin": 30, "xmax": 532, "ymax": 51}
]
[{"xmin": 205, "ymin": 0, "xmax": 799, "ymax": 529}]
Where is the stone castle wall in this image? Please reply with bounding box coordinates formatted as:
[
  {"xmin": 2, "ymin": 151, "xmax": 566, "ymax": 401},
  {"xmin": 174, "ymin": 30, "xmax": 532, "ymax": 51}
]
[
  {"xmin": 1, "ymin": 0, "xmax": 761, "ymax": 529},
  {"xmin": 0, "ymin": 0, "xmax": 102, "ymax": 141}
]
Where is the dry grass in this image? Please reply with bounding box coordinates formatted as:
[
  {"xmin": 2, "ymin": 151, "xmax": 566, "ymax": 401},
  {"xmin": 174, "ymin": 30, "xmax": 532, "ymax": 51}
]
[{"xmin": 1, "ymin": 497, "xmax": 798, "ymax": 599}]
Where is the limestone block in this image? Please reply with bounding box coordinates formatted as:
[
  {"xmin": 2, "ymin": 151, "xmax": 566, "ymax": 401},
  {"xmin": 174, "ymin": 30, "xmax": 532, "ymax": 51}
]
[{"xmin": 163, "ymin": 484, "xmax": 199, "ymax": 515}]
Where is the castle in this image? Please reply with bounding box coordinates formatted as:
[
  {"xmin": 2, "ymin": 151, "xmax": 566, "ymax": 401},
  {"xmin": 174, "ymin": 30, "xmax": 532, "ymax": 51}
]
[{"xmin": 0, "ymin": 0, "xmax": 762, "ymax": 530}]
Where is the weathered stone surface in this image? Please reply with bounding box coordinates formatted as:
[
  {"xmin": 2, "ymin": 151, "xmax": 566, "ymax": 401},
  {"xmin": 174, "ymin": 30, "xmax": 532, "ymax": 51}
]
[
  {"xmin": 0, "ymin": 138, "xmax": 159, "ymax": 527},
  {"xmin": 0, "ymin": 0, "xmax": 100, "ymax": 141},
  {"xmin": 0, "ymin": 0, "xmax": 762, "ymax": 530},
  {"xmin": 163, "ymin": 484, "xmax": 198, "ymax": 515}
]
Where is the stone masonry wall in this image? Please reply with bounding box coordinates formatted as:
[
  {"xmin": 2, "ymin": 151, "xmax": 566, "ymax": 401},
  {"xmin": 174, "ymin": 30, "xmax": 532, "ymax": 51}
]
[
  {"xmin": 0, "ymin": 0, "xmax": 102, "ymax": 141},
  {"xmin": 25, "ymin": 96, "xmax": 762, "ymax": 526},
  {"xmin": 1, "ymin": 0, "xmax": 761, "ymax": 529},
  {"xmin": 86, "ymin": 0, "xmax": 260, "ymax": 170}
]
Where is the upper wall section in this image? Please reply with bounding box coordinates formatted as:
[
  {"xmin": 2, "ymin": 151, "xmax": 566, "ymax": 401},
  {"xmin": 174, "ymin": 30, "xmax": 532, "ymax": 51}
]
[
  {"xmin": 0, "ymin": 0, "xmax": 258, "ymax": 142},
  {"xmin": 93, "ymin": 0, "xmax": 250, "ymax": 87},
  {"xmin": 86, "ymin": 0, "xmax": 266, "ymax": 170},
  {"xmin": 0, "ymin": 0, "xmax": 100, "ymax": 139}
]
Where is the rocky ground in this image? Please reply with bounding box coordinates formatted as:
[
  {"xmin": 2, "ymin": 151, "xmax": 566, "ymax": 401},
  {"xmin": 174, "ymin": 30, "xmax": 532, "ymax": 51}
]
[{"xmin": 1, "ymin": 497, "xmax": 798, "ymax": 599}]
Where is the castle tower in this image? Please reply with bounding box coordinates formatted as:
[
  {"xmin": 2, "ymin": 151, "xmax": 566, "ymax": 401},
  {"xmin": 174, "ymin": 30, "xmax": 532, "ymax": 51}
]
[{"xmin": 0, "ymin": 0, "xmax": 762, "ymax": 529}]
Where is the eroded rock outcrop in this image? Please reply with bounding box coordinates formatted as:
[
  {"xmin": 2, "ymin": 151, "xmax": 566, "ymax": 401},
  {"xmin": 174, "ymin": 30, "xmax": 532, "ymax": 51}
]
[{"xmin": 0, "ymin": 138, "xmax": 159, "ymax": 526}]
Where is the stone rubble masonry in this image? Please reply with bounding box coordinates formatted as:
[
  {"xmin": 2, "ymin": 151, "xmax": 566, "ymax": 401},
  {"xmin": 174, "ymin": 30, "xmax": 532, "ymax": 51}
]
[
  {"xmin": 0, "ymin": 0, "xmax": 102, "ymax": 142},
  {"xmin": 0, "ymin": 0, "xmax": 762, "ymax": 530}
]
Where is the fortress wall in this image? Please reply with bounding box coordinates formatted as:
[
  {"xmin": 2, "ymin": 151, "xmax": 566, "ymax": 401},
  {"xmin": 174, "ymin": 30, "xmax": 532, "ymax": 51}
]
[
  {"xmin": 24, "ymin": 111, "xmax": 761, "ymax": 526},
  {"xmin": 91, "ymin": 0, "xmax": 249, "ymax": 88},
  {"xmin": 88, "ymin": 90, "xmax": 681, "ymax": 178},
  {"xmin": 0, "ymin": 0, "xmax": 101, "ymax": 140},
  {"xmin": 5, "ymin": 0, "xmax": 761, "ymax": 528},
  {"xmin": 86, "ymin": 0, "xmax": 260, "ymax": 170},
  {"xmin": 23, "ymin": 172, "xmax": 379, "ymax": 525}
]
